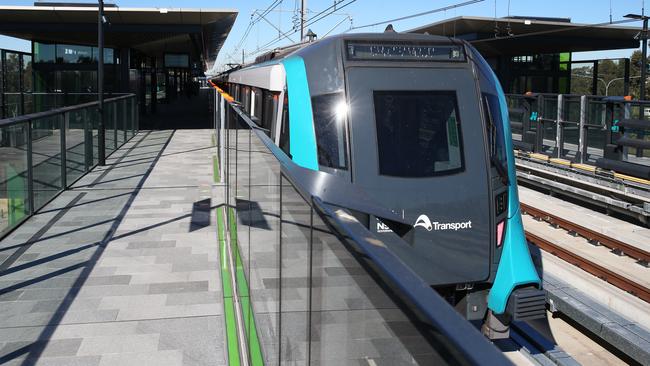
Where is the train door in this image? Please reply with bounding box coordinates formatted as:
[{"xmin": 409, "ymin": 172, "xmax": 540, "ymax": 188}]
[{"xmin": 345, "ymin": 66, "xmax": 493, "ymax": 286}]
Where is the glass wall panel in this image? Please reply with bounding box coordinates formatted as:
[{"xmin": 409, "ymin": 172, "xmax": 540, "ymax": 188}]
[
  {"xmin": 34, "ymin": 42, "xmax": 56, "ymax": 63},
  {"xmin": 91, "ymin": 47, "xmax": 114, "ymax": 64},
  {"xmin": 56, "ymin": 44, "xmax": 93, "ymax": 64},
  {"xmin": 0, "ymin": 124, "xmax": 30, "ymax": 236},
  {"xmin": 22, "ymin": 54, "xmax": 33, "ymax": 92},
  {"xmin": 31, "ymin": 115, "xmax": 63, "ymax": 210},
  {"xmin": 60, "ymin": 70, "xmax": 97, "ymax": 93},
  {"xmin": 164, "ymin": 54, "xmax": 189, "ymax": 68},
  {"xmin": 5, "ymin": 52, "xmax": 21, "ymax": 92}
]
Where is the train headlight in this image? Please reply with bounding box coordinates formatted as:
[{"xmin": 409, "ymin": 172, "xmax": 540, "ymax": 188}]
[{"xmin": 334, "ymin": 101, "xmax": 348, "ymax": 121}]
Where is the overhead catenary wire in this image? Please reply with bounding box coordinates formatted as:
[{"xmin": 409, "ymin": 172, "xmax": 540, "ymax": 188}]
[
  {"xmin": 249, "ymin": 0, "xmax": 358, "ymax": 57},
  {"xmin": 472, "ymin": 17, "xmax": 640, "ymax": 44},
  {"xmin": 230, "ymin": 0, "xmax": 284, "ymax": 61},
  {"xmin": 347, "ymin": 0, "xmax": 484, "ymax": 31}
]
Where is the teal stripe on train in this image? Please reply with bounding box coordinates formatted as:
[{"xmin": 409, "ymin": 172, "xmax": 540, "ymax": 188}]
[
  {"xmin": 281, "ymin": 56, "xmax": 319, "ymax": 170},
  {"xmin": 485, "ymin": 57, "xmax": 541, "ymax": 314}
]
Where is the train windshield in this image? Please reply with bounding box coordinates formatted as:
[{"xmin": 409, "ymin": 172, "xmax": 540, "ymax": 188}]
[{"xmin": 374, "ymin": 91, "xmax": 464, "ymax": 177}]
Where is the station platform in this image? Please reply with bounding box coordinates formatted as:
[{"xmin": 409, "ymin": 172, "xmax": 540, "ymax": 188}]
[{"xmin": 0, "ymin": 130, "xmax": 226, "ymax": 365}]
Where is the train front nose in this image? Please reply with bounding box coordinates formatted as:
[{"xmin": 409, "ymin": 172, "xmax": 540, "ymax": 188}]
[{"xmin": 346, "ymin": 66, "xmax": 493, "ymax": 285}]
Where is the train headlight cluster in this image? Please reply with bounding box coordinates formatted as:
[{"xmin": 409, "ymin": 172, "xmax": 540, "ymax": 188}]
[{"xmin": 334, "ymin": 101, "xmax": 348, "ymax": 121}]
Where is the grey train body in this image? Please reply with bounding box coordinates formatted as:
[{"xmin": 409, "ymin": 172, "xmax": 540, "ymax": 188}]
[{"xmin": 215, "ymin": 32, "xmax": 542, "ymax": 334}]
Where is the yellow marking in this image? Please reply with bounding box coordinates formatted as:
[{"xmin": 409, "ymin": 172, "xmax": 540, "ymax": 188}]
[
  {"xmin": 613, "ymin": 173, "xmax": 650, "ymax": 185},
  {"xmin": 549, "ymin": 158, "xmax": 571, "ymax": 166},
  {"xmin": 529, "ymin": 153, "xmax": 550, "ymax": 162},
  {"xmin": 572, "ymin": 163, "xmax": 596, "ymax": 172}
]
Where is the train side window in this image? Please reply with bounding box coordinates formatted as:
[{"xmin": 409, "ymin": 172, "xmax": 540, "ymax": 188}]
[
  {"xmin": 279, "ymin": 91, "xmax": 290, "ymax": 156},
  {"xmin": 311, "ymin": 92, "xmax": 348, "ymax": 169},
  {"xmin": 252, "ymin": 87, "xmax": 264, "ymax": 123},
  {"xmin": 261, "ymin": 90, "xmax": 277, "ymax": 137},
  {"xmin": 242, "ymin": 86, "xmax": 251, "ymax": 114}
]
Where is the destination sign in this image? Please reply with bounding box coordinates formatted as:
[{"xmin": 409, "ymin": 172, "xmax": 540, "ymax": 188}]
[{"xmin": 346, "ymin": 42, "xmax": 465, "ymax": 62}]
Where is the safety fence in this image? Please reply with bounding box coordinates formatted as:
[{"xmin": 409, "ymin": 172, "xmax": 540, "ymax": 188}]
[
  {"xmin": 210, "ymin": 85, "xmax": 508, "ymax": 365},
  {"xmin": 507, "ymin": 93, "xmax": 650, "ymax": 179},
  {"xmin": 0, "ymin": 94, "xmax": 138, "ymax": 239},
  {"xmin": 0, "ymin": 92, "xmax": 131, "ymax": 119}
]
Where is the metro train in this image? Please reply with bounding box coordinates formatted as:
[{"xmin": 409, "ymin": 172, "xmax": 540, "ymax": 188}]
[{"xmin": 213, "ymin": 31, "xmax": 544, "ymax": 338}]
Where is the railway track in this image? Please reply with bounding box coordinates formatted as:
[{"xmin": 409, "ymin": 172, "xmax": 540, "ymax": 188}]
[{"xmin": 520, "ymin": 203, "xmax": 650, "ymax": 303}]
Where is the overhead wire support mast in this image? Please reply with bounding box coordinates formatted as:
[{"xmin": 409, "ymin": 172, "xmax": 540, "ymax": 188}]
[
  {"xmin": 250, "ymin": 0, "xmax": 358, "ymax": 56},
  {"xmin": 97, "ymin": 0, "xmax": 105, "ymax": 166}
]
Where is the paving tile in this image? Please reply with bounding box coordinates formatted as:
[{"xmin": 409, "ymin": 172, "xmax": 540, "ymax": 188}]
[{"xmin": 0, "ymin": 131, "xmax": 225, "ymax": 364}]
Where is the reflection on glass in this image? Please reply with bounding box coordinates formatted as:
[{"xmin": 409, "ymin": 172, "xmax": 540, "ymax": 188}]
[
  {"xmin": 22, "ymin": 55, "xmax": 33, "ymax": 92},
  {"xmin": 5, "ymin": 52, "xmax": 21, "ymax": 92},
  {"xmin": 105, "ymin": 101, "xmax": 116, "ymax": 154},
  {"xmin": 66, "ymin": 109, "xmax": 88, "ymax": 184},
  {"xmin": 164, "ymin": 53, "xmax": 189, "ymax": 68},
  {"xmin": 34, "ymin": 42, "xmax": 56, "ymax": 63},
  {"xmin": 215, "ymin": 92, "xmax": 469, "ymax": 365},
  {"xmin": 0, "ymin": 124, "xmax": 30, "ymax": 236},
  {"xmin": 280, "ymin": 175, "xmax": 311, "ymax": 365},
  {"xmin": 31, "ymin": 115, "xmax": 63, "ymax": 210},
  {"xmin": 56, "ymin": 44, "xmax": 93, "ymax": 64}
]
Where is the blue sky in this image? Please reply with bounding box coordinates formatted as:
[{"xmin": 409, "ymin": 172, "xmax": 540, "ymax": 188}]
[{"xmin": 0, "ymin": 0, "xmax": 646, "ymax": 69}]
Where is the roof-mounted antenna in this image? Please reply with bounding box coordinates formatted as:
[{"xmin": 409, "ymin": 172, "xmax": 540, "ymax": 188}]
[
  {"xmin": 385, "ymin": 23, "xmax": 396, "ymax": 33},
  {"xmin": 305, "ymin": 29, "xmax": 317, "ymax": 42}
]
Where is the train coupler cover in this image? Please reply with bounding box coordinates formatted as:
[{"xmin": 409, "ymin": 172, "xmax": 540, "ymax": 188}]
[{"xmin": 506, "ymin": 287, "xmax": 546, "ymax": 321}]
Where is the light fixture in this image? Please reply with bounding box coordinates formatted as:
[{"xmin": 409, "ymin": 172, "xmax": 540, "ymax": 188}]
[{"xmin": 334, "ymin": 101, "xmax": 348, "ymax": 121}]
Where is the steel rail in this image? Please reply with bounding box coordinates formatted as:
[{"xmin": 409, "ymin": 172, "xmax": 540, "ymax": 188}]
[
  {"xmin": 524, "ymin": 230, "xmax": 650, "ymax": 303},
  {"xmin": 520, "ymin": 203, "xmax": 650, "ymax": 265}
]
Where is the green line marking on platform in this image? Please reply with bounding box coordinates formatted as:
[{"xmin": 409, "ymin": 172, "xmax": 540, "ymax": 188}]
[
  {"xmin": 228, "ymin": 207, "xmax": 264, "ymax": 366},
  {"xmin": 217, "ymin": 208, "xmax": 239, "ymax": 365},
  {"xmin": 213, "ymin": 155, "xmax": 220, "ymax": 183}
]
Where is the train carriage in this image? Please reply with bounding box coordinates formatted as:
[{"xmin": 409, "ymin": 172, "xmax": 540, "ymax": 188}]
[{"xmin": 213, "ymin": 31, "xmax": 544, "ymax": 338}]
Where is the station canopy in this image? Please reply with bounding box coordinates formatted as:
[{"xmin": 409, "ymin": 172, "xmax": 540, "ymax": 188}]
[
  {"xmin": 408, "ymin": 16, "xmax": 641, "ymax": 57},
  {"xmin": 0, "ymin": 5, "xmax": 238, "ymax": 70}
]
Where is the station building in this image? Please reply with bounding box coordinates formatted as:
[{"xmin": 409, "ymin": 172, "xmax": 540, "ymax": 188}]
[
  {"xmin": 409, "ymin": 16, "xmax": 641, "ymax": 95},
  {"xmin": 0, "ymin": 4, "xmax": 237, "ymax": 121}
]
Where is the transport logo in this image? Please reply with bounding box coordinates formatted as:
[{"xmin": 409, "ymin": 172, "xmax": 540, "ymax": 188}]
[
  {"xmin": 376, "ymin": 221, "xmax": 392, "ymax": 233},
  {"xmin": 414, "ymin": 214, "xmax": 433, "ymax": 231},
  {"xmin": 414, "ymin": 214, "xmax": 472, "ymax": 231}
]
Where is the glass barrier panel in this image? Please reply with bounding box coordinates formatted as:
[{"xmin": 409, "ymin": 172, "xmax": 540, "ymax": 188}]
[
  {"xmin": 248, "ymin": 132, "xmax": 281, "ymax": 364},
  {"xmin": 5, "ymin": 93, "xmax": 22, "ymax": 118},
  {"xmin": 88, "ymin": 106, "xmax": 100, "ymax": 166},
  {"xmin": 105, "ymin": 101, "xmax": 116, "ymax": 155},
  {"xmin": 280, "ymin": 174, "xmax": 312, "ymax": 365},
  {"xmin": 117, "ymin": 99, "xmax": 126, "ymax": 146},
  {"xmin": 31, "ymin": 114, "xmax": 63, "ymax": 210},
  {"xmin": 23, "ymin": 94, "xmax": 34, "ymax": 115},
  {"xmin": 66, "ymin": 109, "xmax": 89, "ymax": 184},
  {"xmin": 0, "ymin": 123, "xmax": 30, "ymax": 236}
]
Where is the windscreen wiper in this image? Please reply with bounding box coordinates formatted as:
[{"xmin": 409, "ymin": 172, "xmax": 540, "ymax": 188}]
[{"xmin": 491, "ymin": 155, "xmax": 510, "ymax": 186}]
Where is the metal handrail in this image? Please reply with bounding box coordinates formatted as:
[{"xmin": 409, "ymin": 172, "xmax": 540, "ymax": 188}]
[{"xmin": 0, "ymin": 94, "xmax": 135, "ymax": 127}]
